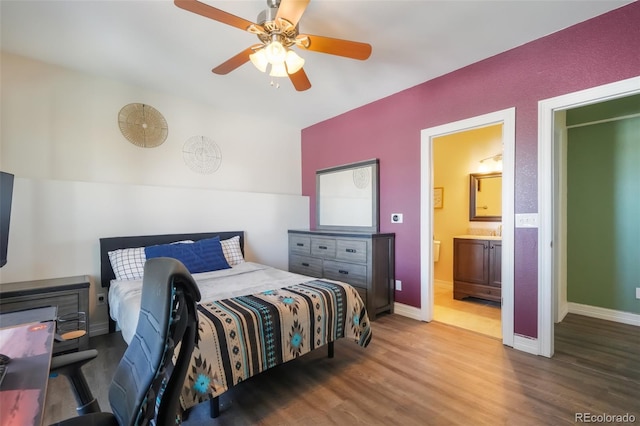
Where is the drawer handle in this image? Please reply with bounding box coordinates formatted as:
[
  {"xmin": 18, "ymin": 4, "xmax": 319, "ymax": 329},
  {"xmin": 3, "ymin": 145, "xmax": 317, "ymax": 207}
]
[
  {"xmin": 345, "ymin": 248, "xmax": 356, "ymax": 253},
  {"xmin": 296, "ymin": 243, "xmax": 304, "ymax": 247},
  {"xmin": 302, "ymin": 262, "xmax": 310, "ymax": 267},
  {"xmin": 318, "ymin": 245, "xmax": 328, "ymax": 250},
  {"xmin": 338, "ymin": 270, "xmax": 349, "ymax": 275}
]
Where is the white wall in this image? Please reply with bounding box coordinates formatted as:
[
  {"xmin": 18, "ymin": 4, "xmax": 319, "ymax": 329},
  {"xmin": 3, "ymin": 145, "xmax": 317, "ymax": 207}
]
[
  {"xmin": 1, "ymin": 52, "xmax": 302, "ymax": 194},
  {"xmin": 0, "ymin": 52, "xmax": 310, "ymax": 334},
  {"xmin": 0, "ymin": 178, "xmax": 309, "ymax": 335}
]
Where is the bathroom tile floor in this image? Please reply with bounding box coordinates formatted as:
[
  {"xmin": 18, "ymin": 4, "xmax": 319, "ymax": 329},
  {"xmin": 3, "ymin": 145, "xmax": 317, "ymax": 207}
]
[{"xmin": 433, "ymin": 280, "xmax": 502, "ymax": 339}]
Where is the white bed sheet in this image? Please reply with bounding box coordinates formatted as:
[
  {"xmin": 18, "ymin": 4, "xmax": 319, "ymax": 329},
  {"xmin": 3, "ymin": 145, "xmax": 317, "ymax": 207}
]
[{"xmin": 108, "ymin": 262, "xmax": 316, "ymax": 344}]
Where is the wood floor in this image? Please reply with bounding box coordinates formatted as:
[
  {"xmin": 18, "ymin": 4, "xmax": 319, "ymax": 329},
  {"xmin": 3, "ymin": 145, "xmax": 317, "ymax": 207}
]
[{"xmin": 43, "ymin": 314, "xmax": 639, "ymax": 425}]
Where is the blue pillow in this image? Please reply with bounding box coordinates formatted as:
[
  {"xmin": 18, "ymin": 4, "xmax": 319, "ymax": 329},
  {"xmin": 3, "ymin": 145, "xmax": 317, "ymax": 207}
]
[{"xmin": 144, "ymin": 236, "xmax": 230, "ymax": 274}]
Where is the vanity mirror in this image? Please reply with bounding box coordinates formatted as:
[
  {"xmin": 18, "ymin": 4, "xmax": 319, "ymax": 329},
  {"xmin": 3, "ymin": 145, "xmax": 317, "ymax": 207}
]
[
  {"xmin": 316, "ymin": 159, "xmax": 379, "ymax": 232},
  {"xmin": 469, "ymin": 172, "xmax": 502, "ymax": 222}
]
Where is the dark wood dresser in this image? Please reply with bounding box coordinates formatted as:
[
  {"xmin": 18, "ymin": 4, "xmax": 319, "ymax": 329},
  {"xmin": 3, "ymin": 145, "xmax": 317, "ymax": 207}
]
[{"xmin": 288, "ymin": 229, "xmax": 395, "ymax": 320}]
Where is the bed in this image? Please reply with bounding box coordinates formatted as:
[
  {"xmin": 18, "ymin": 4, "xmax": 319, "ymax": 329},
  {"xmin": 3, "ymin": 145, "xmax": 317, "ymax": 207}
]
[{"xmin": 99, "ymin": 231, "xmax": 372, "ymax": 418}]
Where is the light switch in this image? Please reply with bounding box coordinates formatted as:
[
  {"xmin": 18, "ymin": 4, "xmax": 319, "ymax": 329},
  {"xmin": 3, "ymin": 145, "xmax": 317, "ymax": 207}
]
[{"xmin": 515, "ymin": 213, "xmax": 538, "ymax": 228}]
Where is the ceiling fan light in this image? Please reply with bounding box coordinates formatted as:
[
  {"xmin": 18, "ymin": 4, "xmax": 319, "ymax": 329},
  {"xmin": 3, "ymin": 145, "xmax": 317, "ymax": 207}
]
[
  {"xmin": 285, "ymin": 50, "xmax": 305, "ymax": 74},
  {"xmin": 249, "ymin": 49, "xmax": 268, "ymax": 73},
  {"xmin": 269, "ymin": 61, "xmax": 288, "ymax": 78},
  {"xmin": 265, "ymin": 40, "xmax": 286, "ymax": 64}
]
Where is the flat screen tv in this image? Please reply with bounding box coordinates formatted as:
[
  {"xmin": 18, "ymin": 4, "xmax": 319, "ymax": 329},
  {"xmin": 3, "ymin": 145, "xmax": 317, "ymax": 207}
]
[{"xmin": 0, "ymin": 171, "xmax": 14, "ymax": 268}]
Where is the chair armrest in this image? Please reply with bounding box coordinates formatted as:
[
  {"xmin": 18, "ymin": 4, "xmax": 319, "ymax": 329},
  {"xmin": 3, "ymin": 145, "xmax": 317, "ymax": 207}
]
[{"xmin": 50, "ymin": 349, "xmax": 98, "ymax": 371}]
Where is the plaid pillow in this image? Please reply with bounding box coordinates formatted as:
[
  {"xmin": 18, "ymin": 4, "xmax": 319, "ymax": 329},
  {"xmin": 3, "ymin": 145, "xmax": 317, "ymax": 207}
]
[
  {"xmin": 220, "ymin": 236, "xmax": 244, "ymax": 266},
  {"xmin": 108, "ymin": 240, "xmax": 195, "ymax": 281},
  {"xmin": 108, "ymin": 247, "xmax": 146, "ymax": 281}
]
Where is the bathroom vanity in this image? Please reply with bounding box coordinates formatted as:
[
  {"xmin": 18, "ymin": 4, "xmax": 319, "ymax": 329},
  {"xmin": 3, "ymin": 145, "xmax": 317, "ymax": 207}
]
[{"xmin": 453, "ymin": 236, "xmax": 501, "ymax": 302}]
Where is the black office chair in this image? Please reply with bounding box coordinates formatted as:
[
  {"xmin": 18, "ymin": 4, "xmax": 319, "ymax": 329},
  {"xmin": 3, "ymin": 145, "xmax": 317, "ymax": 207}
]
[{"xmin": 50, "ymin": 257, "xmax": 201, "ymax": 426}]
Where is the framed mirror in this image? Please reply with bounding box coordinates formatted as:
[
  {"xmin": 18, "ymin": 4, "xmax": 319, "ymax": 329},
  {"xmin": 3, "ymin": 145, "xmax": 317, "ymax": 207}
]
[
  {"xmin": 469, "ymin": 172, "xmax": 502, "ymax": 222},
  {"xmin": 316, "ymin": 159, "xmax": 379, "ymax": 232}
]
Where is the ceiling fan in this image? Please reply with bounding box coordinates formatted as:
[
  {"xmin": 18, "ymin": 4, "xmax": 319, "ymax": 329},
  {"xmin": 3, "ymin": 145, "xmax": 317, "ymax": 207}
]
[{"xmin": 174, "ymin": 0, "xmax": 372, "ymax": 91}]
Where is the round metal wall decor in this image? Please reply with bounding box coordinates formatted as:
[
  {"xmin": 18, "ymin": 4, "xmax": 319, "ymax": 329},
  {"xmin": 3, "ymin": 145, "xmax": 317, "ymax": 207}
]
[
  {"xmin": 352, "ymin": 166, "xmax": 370, "ymax": 189},
  {"xmin": 118, "ymin": 103, "xmax": 168, "ymax": 148},
  {"xmin": 182, "ymin": 136, "xmax": 222, "ymax": 174}
]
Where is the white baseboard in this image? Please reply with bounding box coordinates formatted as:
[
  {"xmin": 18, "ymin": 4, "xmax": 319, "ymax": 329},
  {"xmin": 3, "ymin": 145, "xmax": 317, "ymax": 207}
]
[
  {"xmin": 90, "ymin": 321, "xmax": 110, "ymax": 337},
  {"xmin": 567, "ymin": 302, "xmax": 640, "ymax": 327},
  {"xmin": 513, "ymin": 334, "xmax": 539, "ymax": 356},
  {"xmin": 557, "ymin": 301, "xmax": 569, "ymax": 323},
  {"xmin": 393, "ymin": 302, "xmax": 424, "ymax": 321}
]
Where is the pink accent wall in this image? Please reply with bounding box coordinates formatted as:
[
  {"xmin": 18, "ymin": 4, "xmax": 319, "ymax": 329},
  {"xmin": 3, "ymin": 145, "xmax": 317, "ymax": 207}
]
[{"xmin": 301, "ymin": 3, "xmax": 640, "ymax": 338}]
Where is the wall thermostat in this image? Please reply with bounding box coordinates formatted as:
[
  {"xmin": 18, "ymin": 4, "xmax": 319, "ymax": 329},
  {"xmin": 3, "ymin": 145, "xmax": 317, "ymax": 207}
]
[{"xmin": 391, "ymin": 213, "xmax": 403, "ymax": 224}]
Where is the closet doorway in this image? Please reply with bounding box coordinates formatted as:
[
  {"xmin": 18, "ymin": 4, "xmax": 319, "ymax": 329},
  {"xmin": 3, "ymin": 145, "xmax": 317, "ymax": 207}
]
[
  {"xmin": 420, "ymin": 108, "xmax": 515, "ymax": 347},
  {"xmin": 538, "ymin": 76, "xmax": 640, "ymax": 357}
]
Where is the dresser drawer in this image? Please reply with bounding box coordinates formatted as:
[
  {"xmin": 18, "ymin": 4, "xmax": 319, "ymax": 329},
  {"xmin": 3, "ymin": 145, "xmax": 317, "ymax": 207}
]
[
  {"xmin": 311, "ymin": 238, "xmax": 336, "ymax": 258},
  {"xmin": 289, "ymin": 235, "xmax": 311, "ymax": 255},
  {"xmin": 289, "ymin": 255, "xmax": 323, "ymax": 277},
  {"xmin": 336, "ymin": 239, "xmax": 368, "ymax": 263},
  {"xmin": 323, "ymin": 260, "xmax": 367, "ymax": 288}
]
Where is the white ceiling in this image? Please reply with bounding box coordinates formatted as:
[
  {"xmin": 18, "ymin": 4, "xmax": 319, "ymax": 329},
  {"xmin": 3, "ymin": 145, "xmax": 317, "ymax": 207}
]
[{"xmin": 1, "ymin": 0, "xmax": 631, "ymax": 129}]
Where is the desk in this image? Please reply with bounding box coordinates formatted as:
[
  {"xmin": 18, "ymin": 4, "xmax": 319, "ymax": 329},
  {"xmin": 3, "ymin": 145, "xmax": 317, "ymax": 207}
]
[{"xmin": 0, "ymin": 307, "xmax": 56, "ymax": 426}]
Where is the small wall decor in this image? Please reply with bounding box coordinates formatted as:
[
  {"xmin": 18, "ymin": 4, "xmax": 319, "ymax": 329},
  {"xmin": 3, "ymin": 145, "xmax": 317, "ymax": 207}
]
[
  {"xmin": 434, "ymin": 187, "xmax": 444, "ymax": 209},
  {"xmin": 182, "ymin": 136, "xmax": 222, "ymax": 174},
  {"xmin": 352, "ymin": 166, "xmax": 371, "ymax": 189},
  {"xmin": 118, "ymin": 103, "xmax": 168, "ymax": 148}
]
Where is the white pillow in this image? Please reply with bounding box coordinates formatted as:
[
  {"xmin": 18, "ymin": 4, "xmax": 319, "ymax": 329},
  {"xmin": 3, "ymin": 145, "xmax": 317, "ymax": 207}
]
[
  {"xmin": 108, "ymin": 247, "xmax": 146, "ymax": 281},
  {"xmin": 108, "ymin": 240, "xmax": 193, "ymax": 281},
  {"xmin": 221, "ymin": 236, "xmax": 244, "ymax": 266}
]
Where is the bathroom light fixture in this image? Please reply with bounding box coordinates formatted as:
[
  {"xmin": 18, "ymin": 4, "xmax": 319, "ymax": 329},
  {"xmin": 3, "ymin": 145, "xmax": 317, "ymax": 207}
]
[
  {"xmin": 480, "ymin": 153, "xmax": 503, "ymax": 164},
  {"xmin": 479, "ymin": 153, "xmax": 503, "ymax": 172}
]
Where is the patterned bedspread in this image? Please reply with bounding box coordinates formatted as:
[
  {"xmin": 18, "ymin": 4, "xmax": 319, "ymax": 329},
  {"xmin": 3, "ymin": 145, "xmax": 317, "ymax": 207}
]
[{"xmin": 179, "ymin": 279, "xmax": 372, "ymax": 411}]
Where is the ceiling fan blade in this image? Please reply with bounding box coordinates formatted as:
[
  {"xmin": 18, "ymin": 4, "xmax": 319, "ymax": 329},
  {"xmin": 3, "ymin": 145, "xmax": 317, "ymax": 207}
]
[
  {"xmin": 289, "ymin": 68, "xmax": 311, "ymax": 92},
  {"xmin": 276, "ymin": 0, "xmax": 310, "ymax": 27},
  {"xmin": 298, "ymin": 34, "xmax": 372, "ymax": 60},
  {"xmin": 212, "ymin": 46, "xmax": 257, "ymax": 75},
  {"xmin": 175, "ymin": 0, "xmax": 256, "ymax": 32}
]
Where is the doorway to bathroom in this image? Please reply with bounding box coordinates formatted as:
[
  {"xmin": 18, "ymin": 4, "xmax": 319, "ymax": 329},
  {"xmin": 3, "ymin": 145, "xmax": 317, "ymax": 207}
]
[
  {"xmin": 431, "ymin": 125, "xmax": 503, "ymax": 338},
  {"xmin": 420, "ymin": 108, "xmax": 515, "ymax": 347}
]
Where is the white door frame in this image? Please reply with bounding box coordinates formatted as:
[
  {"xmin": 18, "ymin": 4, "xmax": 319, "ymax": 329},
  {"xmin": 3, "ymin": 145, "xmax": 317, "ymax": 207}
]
[
  {"xmin": 420, "ymin": 108, "xmax": 515, "ymax": 347},
  {"xmin": 538, "ymin": 76, "xmax": 640, "ymax": 358}
]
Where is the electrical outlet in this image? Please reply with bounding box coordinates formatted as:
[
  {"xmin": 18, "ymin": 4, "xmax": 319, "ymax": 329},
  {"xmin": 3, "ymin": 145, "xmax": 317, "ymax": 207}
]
[
  {"xmin": 395, "ymin": 280, "xmax": 402, "ymax": 291},
  {"xmin": 97, "ymin": 293, "xmax": 106, "ymax": 306},
  {"xmin": 391, "ymin": 213, "xmax": 403, "ymax": 224},
  {"xmin": 636, "ymin": 288, "xmax": 640, "ymax": 300}
]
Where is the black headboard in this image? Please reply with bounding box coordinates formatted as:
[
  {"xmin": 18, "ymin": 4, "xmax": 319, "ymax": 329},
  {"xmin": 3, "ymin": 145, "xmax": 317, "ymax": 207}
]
[{"xmin": 99, "ymin": 231, "xmax": 245, "ymax": 289}]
